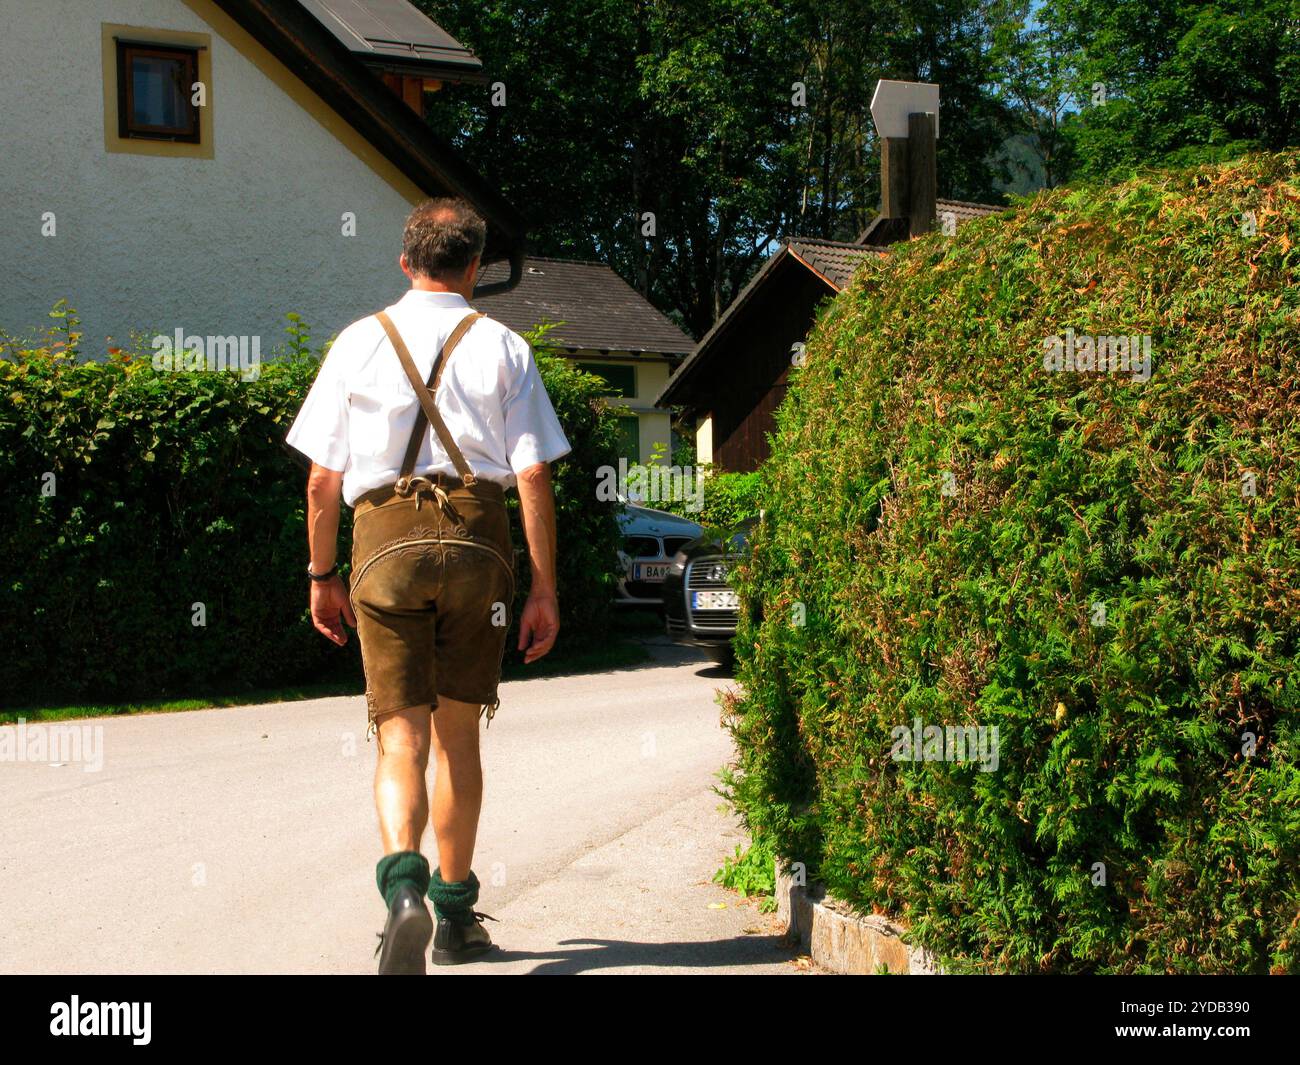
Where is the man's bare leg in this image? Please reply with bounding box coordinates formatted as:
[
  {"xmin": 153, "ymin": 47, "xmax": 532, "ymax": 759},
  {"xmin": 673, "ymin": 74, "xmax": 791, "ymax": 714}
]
[
  {"xmin": 374, "ymin": 705, "xmax": 432, "ymax": 853},
  {"xmin": 372, "ymin": 705, "xmax": 435, "ymax": 974},
  {"xmin": 429, "ymin": 695, "xmax": 483, "ymax": 881}
]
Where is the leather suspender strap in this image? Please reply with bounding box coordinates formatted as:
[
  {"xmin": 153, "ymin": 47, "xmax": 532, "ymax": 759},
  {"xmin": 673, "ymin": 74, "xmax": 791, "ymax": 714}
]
[
  {"xmin": 393, "ymin": 312, "xmax": 474, "ymax": 482},
  {"xmin": 375, "ymin": 310, "xmax": 484, "ymax": 487}
]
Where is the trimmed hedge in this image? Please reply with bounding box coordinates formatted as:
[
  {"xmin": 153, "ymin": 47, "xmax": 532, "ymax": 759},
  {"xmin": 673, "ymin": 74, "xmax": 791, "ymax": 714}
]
[
  {"xmin": 654, "ymin": 468, "xmax": 763, "ymax": 529},
  {"xmin": 727, "ymin": 152, "xmax": 1300, "ymax": 973},
  {"xmin": 0, "ymin": 310, "xmax": 622, "ymax": 707},
  {"xmin": 697, "ymin": 469, "xmax": 762, "ymax": 529}
]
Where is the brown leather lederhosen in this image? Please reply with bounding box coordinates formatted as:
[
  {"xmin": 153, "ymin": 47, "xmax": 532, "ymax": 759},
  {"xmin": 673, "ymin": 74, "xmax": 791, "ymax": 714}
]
[{"xmin": 349, "ymin": 311, "xmax": 515, "ymax": 743}]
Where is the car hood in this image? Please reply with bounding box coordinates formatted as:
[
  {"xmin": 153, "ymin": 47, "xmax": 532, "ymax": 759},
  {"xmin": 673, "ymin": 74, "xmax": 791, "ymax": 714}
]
[{"xmin": 617, "ymin": 504, "xmax": 704, "ymax": 538}]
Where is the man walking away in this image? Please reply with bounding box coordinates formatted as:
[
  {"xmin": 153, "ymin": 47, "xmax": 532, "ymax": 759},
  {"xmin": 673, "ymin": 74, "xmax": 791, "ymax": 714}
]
[{"xmin": 286, "ymin": 198, "xmax": 570, "ymax": 973}]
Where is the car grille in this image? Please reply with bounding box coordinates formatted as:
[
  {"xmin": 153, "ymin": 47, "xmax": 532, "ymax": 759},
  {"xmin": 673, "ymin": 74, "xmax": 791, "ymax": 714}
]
[
  {"xmin": 624, "ymin": 536, "xmax": 661, "ymax": 559},
  {"xmin": 685, "ymin": 557, "xmax": 739, "ymax": 631},
  {"xmin": 687, "ymin": 559, "xmax": 732, "ymax": 589},
  {"xmin": 662, "ymin": 536, "xmax": 694, "ymax": 556}
]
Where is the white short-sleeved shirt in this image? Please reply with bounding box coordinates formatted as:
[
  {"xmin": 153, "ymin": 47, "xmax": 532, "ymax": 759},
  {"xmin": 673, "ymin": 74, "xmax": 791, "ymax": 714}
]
[{"xmin": 286, "ymin": 290, "xmax": 572, "ymax": 506}]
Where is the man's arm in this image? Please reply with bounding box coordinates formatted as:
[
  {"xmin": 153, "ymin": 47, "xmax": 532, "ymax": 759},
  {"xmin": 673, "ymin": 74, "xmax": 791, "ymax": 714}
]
[
  {"xmin": 514, "ymin": 461, "xmax": 560, "ymax": 663},
  {"xmin": 307, "ymin": 462, "xmax": 356, "ymax": 646}
]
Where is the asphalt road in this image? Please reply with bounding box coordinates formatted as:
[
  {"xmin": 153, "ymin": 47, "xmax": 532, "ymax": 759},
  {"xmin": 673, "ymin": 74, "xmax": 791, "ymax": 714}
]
[{"xmin": 0, "ymin": 639, "xmax": 807, "ymax": 975}]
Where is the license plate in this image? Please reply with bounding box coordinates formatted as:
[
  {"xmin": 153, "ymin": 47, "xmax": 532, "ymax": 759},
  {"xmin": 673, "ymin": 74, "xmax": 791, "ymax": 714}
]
[
  {"xmin": 692, "ymin": 590, "xmax": 739, "ymax": 611},
  {"xmin": 632, "ymin": 562, "xmax": 670, "ymax": 582}
]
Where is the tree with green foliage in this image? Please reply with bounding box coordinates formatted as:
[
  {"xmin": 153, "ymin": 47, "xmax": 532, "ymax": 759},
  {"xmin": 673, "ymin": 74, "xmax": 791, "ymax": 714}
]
[
  {"xmin": 990, "ymin": 1, "xmax": 1078, "ymax": 189},
  {"xmin": 1046, "ymin": 0, "xmax": 1300, "ymax": 182},
  {"xmin": 419, "ymin": 0, "xmax": 1014, "ymax": 335},
  {"xmin": 419, "ymin": 1, "xmax": 1298, "ymax": 334}
]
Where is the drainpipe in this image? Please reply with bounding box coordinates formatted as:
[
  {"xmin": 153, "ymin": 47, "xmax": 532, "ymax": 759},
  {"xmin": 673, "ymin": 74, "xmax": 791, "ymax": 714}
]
[{"xmin": 472, "ymin": 246, "xmax": 524, "ymax": 298}]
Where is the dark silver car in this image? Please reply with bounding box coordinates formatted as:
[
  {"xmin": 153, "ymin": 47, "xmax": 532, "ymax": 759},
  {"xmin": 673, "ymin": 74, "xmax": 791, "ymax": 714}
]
[{"xmin": 663, "ymin": 519, "xmax": 756, "ymax": 666}]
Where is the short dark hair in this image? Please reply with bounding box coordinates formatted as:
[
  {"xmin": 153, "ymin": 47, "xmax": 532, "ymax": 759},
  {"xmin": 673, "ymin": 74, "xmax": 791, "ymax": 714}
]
[{"xmin": 401, "ymin": 197, "xmax": 487, "ymax": 280}]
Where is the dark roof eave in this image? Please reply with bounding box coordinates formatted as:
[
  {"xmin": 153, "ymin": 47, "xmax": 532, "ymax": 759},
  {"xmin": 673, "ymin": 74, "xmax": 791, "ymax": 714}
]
[
  {"xmin": 359, "ymin": 55, "xmax": 490, "ymax": 84},
  {"xmin": 213, "ymin": 0, "xmax": 526, "ymax": 264},
  {"xmin": 657, "ymin": 245, "xmax": 810, "ymax": 407},
  {"xmin": 552, "ymin": 343, "xmax": 691, "ymax": 357},
  {"xmin": 657, "ymin": 238, "xmax": 885, "ymax": 407}
]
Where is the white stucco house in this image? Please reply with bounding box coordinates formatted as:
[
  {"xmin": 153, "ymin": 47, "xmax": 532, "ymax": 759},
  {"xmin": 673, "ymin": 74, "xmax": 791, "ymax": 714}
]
[{"xmin": 0, "ymin": 0, "xmax": 526, "ymax": 352}]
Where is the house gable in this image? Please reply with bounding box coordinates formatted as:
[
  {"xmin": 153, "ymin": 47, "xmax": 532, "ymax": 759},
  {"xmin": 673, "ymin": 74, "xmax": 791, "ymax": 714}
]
[
  {"xmin": 0, "ymin": 0, "xmax": 517, "ymax": 346},
  {"xmin": 206, "ymin": 0, "xmax": 524, "ymax": 266}
]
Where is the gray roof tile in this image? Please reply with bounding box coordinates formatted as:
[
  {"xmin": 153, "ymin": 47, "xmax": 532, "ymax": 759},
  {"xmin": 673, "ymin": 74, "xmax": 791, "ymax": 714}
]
[
  {"xmin": 475, "ymin": 257, "xmax": 695, "ymax": 355},
  {"xmin": 856, "ymin": 197, "xmax": 1005, "ymax": 244},
  {"xmin": 786, "ymin": 238, "xmax": 889, "ymax": 288}
]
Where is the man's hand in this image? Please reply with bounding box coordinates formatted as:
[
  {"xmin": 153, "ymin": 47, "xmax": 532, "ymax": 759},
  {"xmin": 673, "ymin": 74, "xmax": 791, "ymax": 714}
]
[
  {"xmin": 517, "ymin": 591, "xmax": 559, "ymax": 663},
  {"xmin": 311, "ymin": 575, "xmax": 357, "ymax": 646}
]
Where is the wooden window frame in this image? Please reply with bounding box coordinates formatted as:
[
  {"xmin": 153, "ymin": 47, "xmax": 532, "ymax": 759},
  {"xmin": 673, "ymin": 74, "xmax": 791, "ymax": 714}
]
[{"xmin": 116, "ymin": 40, "xmax": 201, "ymax": 142}]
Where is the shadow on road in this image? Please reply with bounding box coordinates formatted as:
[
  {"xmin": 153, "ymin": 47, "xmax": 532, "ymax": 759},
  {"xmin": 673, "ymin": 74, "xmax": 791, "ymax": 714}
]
[
  {"xmin": 638, "ymin": 635, "xmax": 737, "ymax": 678},
  {"xmin": 464, "ymin": 932, "xmax": 801, "ymax": 975},
  {"xmin": 547, "ymin": 632, "xmax": 737, "ymax": 679}
]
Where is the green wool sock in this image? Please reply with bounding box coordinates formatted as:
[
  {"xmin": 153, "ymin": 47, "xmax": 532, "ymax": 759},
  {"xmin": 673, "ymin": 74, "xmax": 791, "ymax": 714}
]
[
  {"xmin": 376, "ymin": 850, "xmax": 431, "ymax": 908},
  {"xmin": 428, "ymin": 868, "xmax": 480, "ymax": 924}
]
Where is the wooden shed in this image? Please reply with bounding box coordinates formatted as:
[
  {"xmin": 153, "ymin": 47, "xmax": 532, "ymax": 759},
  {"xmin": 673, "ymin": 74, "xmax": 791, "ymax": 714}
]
[{"xmin": 656, "ymin": 200, "xmax": 1003, "ymax": 473}]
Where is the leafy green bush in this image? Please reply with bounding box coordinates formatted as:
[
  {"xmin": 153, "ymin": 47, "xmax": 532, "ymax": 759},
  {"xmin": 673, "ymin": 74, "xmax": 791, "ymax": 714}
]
[
  {"xmin": 653, "ymin": 467, "xmax": 763, "ymax": 530},
  {"xmin": 726, "ymin": 152, "xmax": 1300, "ymax": 973},
  {"xmin": 699, "ymin": 470, "xmax": 762, "ymax": 529},
  {"xmin": 0, "ymin": 310, "xmax": 621, "ymax": 708},
  {"xmin": 520, "ymin": 325, "xmax": 624, "ymax": 639}
]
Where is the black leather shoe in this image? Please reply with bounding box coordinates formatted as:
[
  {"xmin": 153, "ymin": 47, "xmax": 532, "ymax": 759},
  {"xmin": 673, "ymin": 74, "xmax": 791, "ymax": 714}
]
[
  {"xmin": 430, "ymin": 911, "xmax": 498, "ymax": 966},
  {"xmin": 375, "ymin": 884, "xmax": 434, "ymax": 975}
]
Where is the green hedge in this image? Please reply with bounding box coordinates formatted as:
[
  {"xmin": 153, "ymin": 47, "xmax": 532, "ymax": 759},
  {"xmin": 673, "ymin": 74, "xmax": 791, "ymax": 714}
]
[
  {"xmin": 698, "ymin": 470, "xmax": 763, "ymax": 529},
  {"xmin": 520, "ymin": 335, "xmax": 625, "ymax": 636},
  {"xmin": 653, "ymin": 468, "xmax": 763, "ymax": 530},
  {"xmin": 0, "ymin": 309, "xmax": 621, "ymax": 708},
  {"xmin": 727, "ymin": 152, "xmax": 1300, "ymax": 973}
]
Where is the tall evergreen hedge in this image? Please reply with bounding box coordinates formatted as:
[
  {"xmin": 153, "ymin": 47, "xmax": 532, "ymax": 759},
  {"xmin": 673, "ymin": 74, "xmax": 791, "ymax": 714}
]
[
  {"xmin": 653, "ymin": 468, "xmax": 763, "ymax": 528},
  {"xmin": 0, "ymin": 312, "xmax": 621, "ymax": 708},
  {"xmin": 727, "ymin": 152, "xmax": 1300, "ymax": 973}
]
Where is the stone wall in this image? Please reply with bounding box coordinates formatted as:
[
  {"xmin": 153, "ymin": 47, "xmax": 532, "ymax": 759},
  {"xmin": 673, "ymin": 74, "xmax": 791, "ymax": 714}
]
[{"xmin": 775, "ymin": 864, "xmax": 941, "ymax": 975}]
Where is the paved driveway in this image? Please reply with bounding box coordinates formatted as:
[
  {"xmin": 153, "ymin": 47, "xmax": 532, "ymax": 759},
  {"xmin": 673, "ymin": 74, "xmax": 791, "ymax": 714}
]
[{"xmin": 0, "ymin": 641, "xmax": 808, "ymax": 974}]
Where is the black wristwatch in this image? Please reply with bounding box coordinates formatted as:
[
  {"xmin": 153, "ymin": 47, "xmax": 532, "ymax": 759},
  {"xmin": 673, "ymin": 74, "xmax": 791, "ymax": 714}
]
[{"xmin": 307, "ymin": 563, "xmax": 338, "ymax": 582}]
